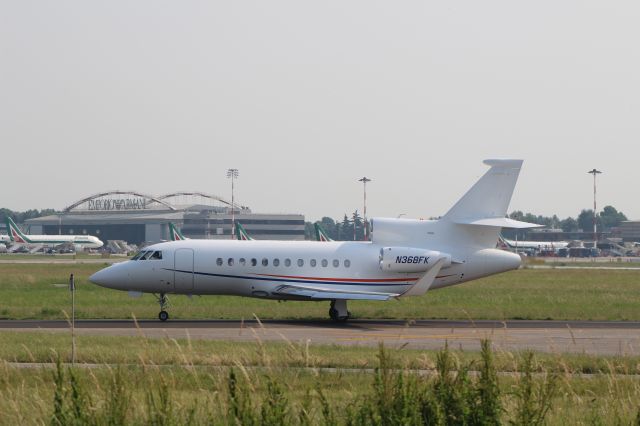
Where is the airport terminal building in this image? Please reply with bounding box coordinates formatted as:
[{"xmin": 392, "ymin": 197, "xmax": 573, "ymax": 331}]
[{"xmin": 25, "ymin": 191, "xmax": 305, "ymax": 245}]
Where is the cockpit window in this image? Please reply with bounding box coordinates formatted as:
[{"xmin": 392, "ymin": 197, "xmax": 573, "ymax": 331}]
[
  {"xmin": 131, "ymin": 251, "xmax": 145, "ymax": 261},
  {"xmin": 150, "ymin": 251, "xmax": 162, "ymax": 260},
  {"xmin": 132, "ymin": 250, "xmax": 152, "ymax": 260}
]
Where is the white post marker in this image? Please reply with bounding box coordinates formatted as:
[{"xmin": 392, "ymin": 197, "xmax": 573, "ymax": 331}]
[{"xmin": 69, "ymin": 273, "xmax": 75, "ymax": 364}]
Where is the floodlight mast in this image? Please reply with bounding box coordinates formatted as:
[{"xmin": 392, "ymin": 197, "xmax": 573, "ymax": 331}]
[
  {"xmin": 358, "ymin": 177, "xmax": 372, "ymax": 241},
  {"xmin": 226, "ymin": 169, "xmax": 239, "ymax": 239},
  {"xmin": 587, "ymin": 169, "xmax": 602, "ymax": 249}
]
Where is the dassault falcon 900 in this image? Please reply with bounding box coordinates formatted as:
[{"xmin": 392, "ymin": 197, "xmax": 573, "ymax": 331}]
[{"xmin": 90, "ymin": 160, "xmax": 537, "ymax": 322}]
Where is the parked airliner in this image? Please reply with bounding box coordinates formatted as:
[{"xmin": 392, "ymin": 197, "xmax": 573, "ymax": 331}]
[
  {"xmin": 90, "ymin": 160, "xmax": 537, "ymax": 321},
  {"xmin": 499, "ymin": 235, "xmax": 569, "ymax": 251},
  {"xmin": 5, "ymin": 217, "xmax": 103, "ymax": 250}
]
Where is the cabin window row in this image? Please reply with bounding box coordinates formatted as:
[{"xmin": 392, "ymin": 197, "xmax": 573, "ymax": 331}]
[{"xmin": 215, "ymin": 257, "xmax": 351, "ymax": 268}]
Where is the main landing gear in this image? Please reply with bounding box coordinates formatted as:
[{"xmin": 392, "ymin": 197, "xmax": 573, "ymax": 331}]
[
  {"xmin": 329, "ymin": 300, "xmax": 351, "ymax": 322},
  {"xmin": 156, "ymin": 293, "xmax": 169, "ymax": 321}
]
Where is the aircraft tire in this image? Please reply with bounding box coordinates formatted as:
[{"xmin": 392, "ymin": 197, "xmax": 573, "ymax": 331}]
[
  {"xmin": 158, "ymin": 311, "xmax": 169, "ymax": 322},
  {"xmin": 329, "ymin": 308, "xmax": 350, "ymax": 322}
]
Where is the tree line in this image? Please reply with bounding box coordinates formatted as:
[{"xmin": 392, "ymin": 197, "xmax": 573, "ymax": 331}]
[{"xmin": 0, "ymin": 208, "xmax": 57, "ymax": 225}]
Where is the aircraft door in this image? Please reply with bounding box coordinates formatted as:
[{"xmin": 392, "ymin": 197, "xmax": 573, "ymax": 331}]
[{"xmin": 174, "ymin": 248, "xmax": 194, "ymax": 291}]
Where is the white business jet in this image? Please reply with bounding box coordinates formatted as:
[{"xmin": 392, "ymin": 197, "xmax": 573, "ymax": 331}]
[{"xmin": 90, "ymin": 160, "xmax": 537, "ymax": 322}]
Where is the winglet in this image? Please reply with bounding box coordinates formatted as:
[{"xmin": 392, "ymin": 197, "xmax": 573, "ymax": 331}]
[
  {"xmin": 5, "ymin": 217, "xmax": 31, "ymax": 244},
  {"xmin": 314, "ymin": 223, "xmax": 333, "ymax": 242},
  {"xmin": 168, "ymin": 223, "xmax": 187, "ymax": 241},
  {"xmin": 235, "ymin": 222, "xmax": 253, "ymax": 240}
]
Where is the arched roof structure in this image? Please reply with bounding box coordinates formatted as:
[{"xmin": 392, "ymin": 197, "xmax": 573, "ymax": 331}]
[{"xmin": 157, "ymin": 192, "xmax": 247, "ymax": 209}]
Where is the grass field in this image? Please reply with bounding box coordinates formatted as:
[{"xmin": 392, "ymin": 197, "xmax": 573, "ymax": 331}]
[
  {"xmin": 1, "ymin": 333, "xmax": 640, "ymax": 425},
  {"xmin": 0, "ymin": 263, "xmax": 639, "ymax": 321},
  {"xmin": 2, "ymin": 331, "xmax": 640, "ymax": 374}
]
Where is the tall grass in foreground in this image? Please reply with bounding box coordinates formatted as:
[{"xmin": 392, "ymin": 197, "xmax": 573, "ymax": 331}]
[
  {"xmin": 45, "ymin": 340, "xmax": 566, "ymax": 425},
  {"xmin": 1, "ymin": 337, "xmax": 639, "ymax": 424}
]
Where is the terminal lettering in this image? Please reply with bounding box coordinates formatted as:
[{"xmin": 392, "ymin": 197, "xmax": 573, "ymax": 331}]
[
  {"xmin": 395, "ymin": 256, "xmax": 429, "ymax": 264},
  {"xmin": 88, "ymin": 198, "xmax": 148, "ymax": 211}
]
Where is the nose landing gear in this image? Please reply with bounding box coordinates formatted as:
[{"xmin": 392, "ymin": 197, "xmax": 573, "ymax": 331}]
[
  {"xmin": 156, "ymin": 293, "xmax": 170, "ymax": 321},
  {"xmin": 329, "ymin": 300, "xmax": 351, "ymax": 322}
]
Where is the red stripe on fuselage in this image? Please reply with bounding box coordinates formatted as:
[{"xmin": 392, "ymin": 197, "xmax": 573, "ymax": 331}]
[{"xmin": 254, "ymin": 273, "xmax": 419, "ymax": 283}]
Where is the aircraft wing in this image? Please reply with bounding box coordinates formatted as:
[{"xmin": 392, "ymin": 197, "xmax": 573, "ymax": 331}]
[
  {"xmin": 400, "ymin": 257, "xmax": 446, "ymax": 297},
  {"xmin": 272, "ymin": 284, "xmax": 397, "ymax": 301}
]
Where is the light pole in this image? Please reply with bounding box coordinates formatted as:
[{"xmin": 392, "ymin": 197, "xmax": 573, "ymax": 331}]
[
  {"xmin": 226, "ymin": 169, "xmax": 239, "ymax": 239},
  {"xmin": 587, "ymin": 168, "xmax": 602, "ymax": 249},
  {"xmin": 358, "ymin": 177, "xmax": 371, "ymax": 241}
]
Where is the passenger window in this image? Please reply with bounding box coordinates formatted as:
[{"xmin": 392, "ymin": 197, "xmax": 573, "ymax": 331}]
[
  {"xmin": 273, "ymin": 258, "xmax": 280, "ymax": 267},
  {"xmin": 321, "ymin": 259, "xmax": 328, "ymax": 267},
  {"xmin": 344, "ymin": 259, "xmax": 351, "ymax": 268},
  {"xmin": 239, "ymin": 258, "xmax": 246, "ymax": 266},
  {"xmin": 310, "ymin": 259, "xmax": 316, "ymax": 267},
  {"xmin": 216, "ymin": 258, "xmax": 223, "ymax": 266},
  {"xmin": 262, "ymin": 258, "xmax": 268, "ymax": 266},
  {"xmin": 150, "ymin": 251, "xmax": 162, "ymax": 260},
  {"xmin": 251, "ymin": 258, "xmax": 257, "ymax": 266},
  {"xmin": 297, "ymin": 259, "xmax": 304, "ymax": 267},
  {"xmin": 333, "ymin": 259, "xmax": 339, "ymax": 267},
  {"xmin": 228, "ymin": 258, "xmax": 234, "ymax": 266},
  {"xmin": 285, "ymin": 258, "xmax": 291, "ymax": 267}
]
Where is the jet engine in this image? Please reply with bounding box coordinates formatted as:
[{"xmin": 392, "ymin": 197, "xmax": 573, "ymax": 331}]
[{"xmin": 379, "ymin": 247, "xmax": 452, "ymax": 273}]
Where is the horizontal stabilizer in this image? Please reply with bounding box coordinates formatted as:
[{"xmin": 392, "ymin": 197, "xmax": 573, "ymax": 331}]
[
  {"xmin": 273, "ymin": 284, "xmax": 397, "ymax": 301},
  {"xmin": 453, "ymin": 217, "xmax": 543, "ymax": 229}
]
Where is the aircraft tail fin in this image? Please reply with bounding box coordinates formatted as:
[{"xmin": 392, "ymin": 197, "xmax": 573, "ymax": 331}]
[
  {"xmin": 235, "ymin": 222, "xmax": 253, "ymax": 240},
  {"xmin": 5, "ymin": 217, "xmax": 31, "ymax": 244},
  {"xmin": 314, "ymin": 223, "xmax": 333, "ymax": 242},
  {"xmin": 168, "ymin": 223, "xmax": 187, "ymax": 241},
  {"xmin": 443, "ymin": 160, "xmax": 536, "ymax": 228}
]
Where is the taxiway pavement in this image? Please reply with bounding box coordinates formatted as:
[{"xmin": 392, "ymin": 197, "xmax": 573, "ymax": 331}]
[{"xmin": 1, "ymin": 319, "xmax": 639, "ymax": 356}]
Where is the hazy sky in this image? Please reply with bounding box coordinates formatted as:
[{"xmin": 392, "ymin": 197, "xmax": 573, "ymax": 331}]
[{"xmin": 1, "ymin": 1, "xmax": 638, "ymax": 222}]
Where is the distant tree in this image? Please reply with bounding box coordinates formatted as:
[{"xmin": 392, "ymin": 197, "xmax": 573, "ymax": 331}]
[
  {"xmin": 577, "ymin": 209, "xmax": 598, "ymax": 233},
  {"xmin": 338, "ymin": 215, "xmax": 351, "ymax": 241},
  {"xmin": 509, "ymin": 211, "xmax": 553, "ymax": 227},
  {"xmin": 304, "ymin": 222, "xmax": 314, "ymax": 240},
  {"xmin": 352, "ymin": 210, "xmax": 364, "ymax": 241},
  {"xmin": 559, "ymin": 217, "xmax": 578, "ymax": 232},
  {"xmin": 0, "ymin": 208, "xmax": 14, "ymax": 222},
  {"xmin": 599, "ymin": 205, "xmax": 627, "ymax": 230},
  {"xmin": 0, "ymin": 208, "xmax": 57, "ymax": 224}
]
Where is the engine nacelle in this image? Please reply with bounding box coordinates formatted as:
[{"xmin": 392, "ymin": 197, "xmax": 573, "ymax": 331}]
[{"xmin": 379, "ymin": 247, "xmax": 451, "ymax": 273}]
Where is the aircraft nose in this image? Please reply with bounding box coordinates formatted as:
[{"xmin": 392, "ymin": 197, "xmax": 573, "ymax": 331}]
[{"xmin": 89, "ymin": 265, "xmax": 128, "ymax": 289}]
